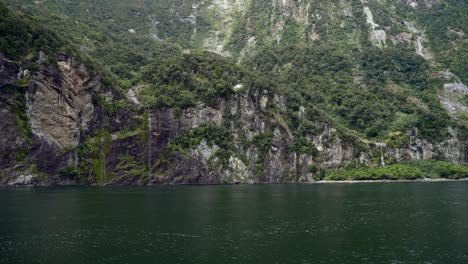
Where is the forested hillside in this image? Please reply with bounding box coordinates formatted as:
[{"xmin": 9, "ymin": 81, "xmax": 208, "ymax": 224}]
[{"xmin": 0, "ymin": 0, "xmax": 467, "ymax": 185}]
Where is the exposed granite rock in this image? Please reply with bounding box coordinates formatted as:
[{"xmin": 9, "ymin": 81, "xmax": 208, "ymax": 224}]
[
  {"xmin": 7, "ymin": 174, "xmax": 34, "ymax": 186},
  {"xmin": 0, "ymin": 52, "xmax": 126, "ymax": 184},
  {"xmin": 439, "ymin": 83, "xmax": 468, "ymax": 118},
  {"xmin": 363, "ymin": 5, "xmax": 386, "ymax": 47},
  {"xmin": 391, "ymin": 32, "xmax": 412, "ymax": 44},
  {"xmin": 135, "ymin": 88, "xmax": 466, "ymax": 184},
  {"xmin": 378, "ymin": 128, "xmax": 467, "ymax": 165},
  {"xmin": 26, "ymin": 55, "xmax": 104, "ymax": 149}
]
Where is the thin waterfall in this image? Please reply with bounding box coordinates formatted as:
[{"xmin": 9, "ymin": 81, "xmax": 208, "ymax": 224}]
[
  {"xmin": 147, "ymin": 107, "xmax": 152, "ymax": 178},
  {"xmin": 99, "ymin": 106, "xmax": 106, "ymax": 184},
  {"xmin": 377, "ymin": 143, "xmax": 385, "ymax": 167},
  {"xmin": 100, "ymin": 135, "xmax": 106, "ymax": 183},
  {"xmin": 415, "ymin": 36, "xmax": 423, "ymax": 57}
]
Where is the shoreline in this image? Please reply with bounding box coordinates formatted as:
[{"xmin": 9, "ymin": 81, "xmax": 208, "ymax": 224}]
[
  {"xmin": 311, "ymin": 178, "xmax": 468, "ymax": 184},
  {"xmin": 1, "ymin": 177, "xmax": 468, "ymax": 187}
]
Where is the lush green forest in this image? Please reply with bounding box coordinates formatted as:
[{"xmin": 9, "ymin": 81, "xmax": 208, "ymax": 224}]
[
  {"xmin": 3, "ymin": 0, "xmax": 464, "ymax": 144},
  {"xmin": 325, "ymin": 161, "xmax": 468, "ymax": 181}
]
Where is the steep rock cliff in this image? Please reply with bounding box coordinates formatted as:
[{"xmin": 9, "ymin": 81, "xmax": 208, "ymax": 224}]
[
  {"xmin": 0, "ymin": 52, "xmax": 122, "ymax": 185},
  {"xmin": 1, "ymin": 50, "xmax": 466, "ymax": 186}
]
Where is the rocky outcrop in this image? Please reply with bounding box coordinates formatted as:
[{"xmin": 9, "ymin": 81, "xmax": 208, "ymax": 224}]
[
  {"xmin": 363, "ymin": 4, "xmax": 386, "ymax": 48},
  {"xmin": 132, "ymin": 89, "xmax": 466, "ymax": 185},
  {"xmin": 25, "ymin": 54, "xmax": 104, "ymax": 149},
  {"xmin": 439, "ymin": 82, "xmax": 468, "ymax": 119},
  {"xmin": 0, "ymin": 52, "xmax": 123, "ymax": 185},
  {"xmin": 382, "ymin": 128, "xmax": 466, "ymax": 165}
]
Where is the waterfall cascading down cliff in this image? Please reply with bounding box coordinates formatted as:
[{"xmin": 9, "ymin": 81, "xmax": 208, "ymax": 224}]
[
  {"xmin": 99, "ymin": 106, "xmax": 106, "ymax": 184},
  {"xmin": 147, "ymin": 107, "xmax": 152, "ymax": 178}
]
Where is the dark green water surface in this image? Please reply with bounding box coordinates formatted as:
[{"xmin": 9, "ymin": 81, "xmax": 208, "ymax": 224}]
[{"xmin": 1, "ymin": 183, "xmax": 467, "ymax": 264}]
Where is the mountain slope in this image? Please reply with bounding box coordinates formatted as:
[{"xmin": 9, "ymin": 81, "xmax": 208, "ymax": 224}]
[{"xmin": 0, "ymin": 1, "xmax": 467, "ymax": 185}]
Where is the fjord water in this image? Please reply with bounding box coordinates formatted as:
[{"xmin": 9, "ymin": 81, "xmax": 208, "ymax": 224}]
[{"xmin": 1, "ymin": 183, "xmax": 467, "ymax": 264}]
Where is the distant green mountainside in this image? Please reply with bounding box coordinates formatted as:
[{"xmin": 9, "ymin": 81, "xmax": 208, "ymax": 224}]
[
  {"xmin": 0, "ymin": 1, "xmax": 466, "ymax": 185},
  {"xmin": 3, "ymin": 0, "xmax": 466, "ymax": 142},
  {"xmin": 4, "ymin": 1, "xmax": 466, "ymax": 78}
]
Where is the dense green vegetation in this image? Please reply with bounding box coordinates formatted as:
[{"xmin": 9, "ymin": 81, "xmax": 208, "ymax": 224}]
[
  {"xmin": 245, "ymin": 44, "xmax": 451, "ymax": 141},
  {"xmin": 0, "ymin": 1, "xmax": 173, "ymax": 90},
  {"xmin": 0, "ymin": 3, "xmax": 62, "ymax": 60},
  {"xmin": 414, "ymin": 0, "xmax": 468, "ymax": 83},
  {"xmin": 404, "ymin": 160, "xmax": 468, "ymax": 179},
  {"xmin": 139, "ymin": 51, "xmax": 273, "ymax": 108},
  {"xmin": 325, "ymin": 164, "xmax": 424, "ymax": 181},
  {"xmin": 325, "ymin": 160, "xmax": 468, "ymax": 181}
]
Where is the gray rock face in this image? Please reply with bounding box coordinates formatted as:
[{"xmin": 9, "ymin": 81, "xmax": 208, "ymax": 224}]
[
  {"xmin": 376, "ymin": 128, "xmax": 466, "ymax": 165},
  {"xmin": 439, "ymin": 83, "xmax": 468, "ymax": 118},
  {"xmin": 8, "ymin": 174, "xmax": 34, "ymax": 186},
  {"xmin": 26, "ymin": 55, "xmax": 101, "ymax": 149},
  {"xmin": 0, "ymin": 53, "xmax": 118, "ymax": 185},
  {"xmin": 138, "ymin": 88, "xmax": 466, "ymax": 184}
]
